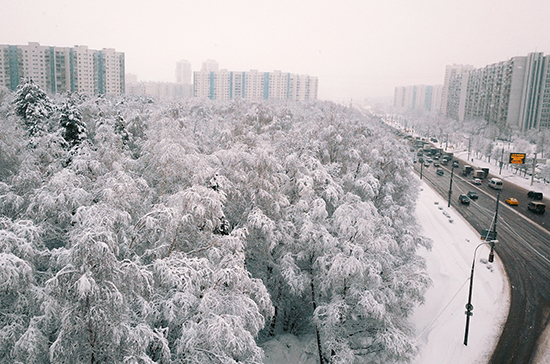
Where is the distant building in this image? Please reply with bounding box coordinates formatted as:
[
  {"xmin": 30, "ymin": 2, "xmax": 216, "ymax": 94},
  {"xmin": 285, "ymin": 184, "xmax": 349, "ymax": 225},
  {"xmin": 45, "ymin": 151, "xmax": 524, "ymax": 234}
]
[
  {"xmin": 393, "ymin": 85, "xmax": 442, "ymax": 113},
  {"xmin": 194, "ymin": 68, "xmax": 318, "ymax": 101},
  {"xmin": 443, "ymin": 53, "xmax": 550, "ymax": 131},
  {"xmin": 0, "ymin": 42, "xmax": 125, "ymax": 96},
  {"xmin": 201, "ymin": 59, "xmax": 219, "ymax": 72},
  {"xmin": 176, "ymin": 60, "xmax": 192, "ymax": 84}
]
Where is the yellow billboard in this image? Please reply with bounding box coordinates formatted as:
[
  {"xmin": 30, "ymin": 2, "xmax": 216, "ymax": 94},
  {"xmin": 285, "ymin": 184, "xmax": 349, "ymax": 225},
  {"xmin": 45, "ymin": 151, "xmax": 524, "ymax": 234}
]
[{"xmin": 509, "ymin": 153, "xmax": 526, "ymax": 164}]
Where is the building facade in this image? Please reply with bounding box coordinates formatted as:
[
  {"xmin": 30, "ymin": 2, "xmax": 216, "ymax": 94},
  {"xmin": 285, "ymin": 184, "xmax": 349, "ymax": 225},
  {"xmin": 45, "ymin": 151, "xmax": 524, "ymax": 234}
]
[
  {"xmin": 175, "ymin": 60, "xmax": 192, "ymax": 84},
  {"xmin": 193, "ymin": 68, "xmax": 318, "ymax": 102},
  {"xmin": 0, "ymin": 42, "xmax": 125, "ymax": 96},
  {"xmin": 393, "ymin": 84, "xmax": 443, "ymax": 113},
  {"xmin": 444, "ymin": 53, "xmax": 550, "ymax": 131}
]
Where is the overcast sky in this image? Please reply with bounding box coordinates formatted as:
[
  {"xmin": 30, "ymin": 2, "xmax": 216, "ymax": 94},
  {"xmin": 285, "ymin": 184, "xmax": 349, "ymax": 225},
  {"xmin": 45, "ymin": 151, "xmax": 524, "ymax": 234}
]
[{"xmin": 3, "ymin": 0, "xmax": 549, "ymax": 101}]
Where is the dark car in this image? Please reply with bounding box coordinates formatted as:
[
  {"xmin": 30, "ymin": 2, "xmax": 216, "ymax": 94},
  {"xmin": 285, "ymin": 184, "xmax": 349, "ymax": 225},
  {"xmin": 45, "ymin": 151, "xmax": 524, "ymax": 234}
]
[
  {"xmin": 459, "ymin": 194, "xmax": 470, "ymax": 205},
  {"xmin": 528, "ymin": 201, "xmax": 546, "ymax": 214},
  {"xmin": 527, "ymin": 191, "xmax": 543, "ymax": 200},
  {"xmin": 467, "ymin": 191, "xmax": 478, "ymax": 200},
  {"xmin": 452, "ymin": 160, "xmax": 459, "ymax": 168},
  {"xmin": 436, "ymin": 168, "xmax": 444, "ymax": 176}
]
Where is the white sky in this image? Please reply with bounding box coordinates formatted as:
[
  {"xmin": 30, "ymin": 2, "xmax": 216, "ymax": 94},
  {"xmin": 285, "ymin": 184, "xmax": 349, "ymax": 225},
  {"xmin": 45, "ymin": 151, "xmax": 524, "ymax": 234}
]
[{"xmin": 2, "ymin": 0, "xmax": 549, "ymax": 101}]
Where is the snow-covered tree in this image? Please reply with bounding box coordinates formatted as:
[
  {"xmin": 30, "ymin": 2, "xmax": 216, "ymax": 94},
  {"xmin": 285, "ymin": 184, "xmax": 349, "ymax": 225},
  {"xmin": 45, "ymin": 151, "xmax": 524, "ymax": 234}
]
[
  {"xmin": 59, "ymin": 97, "xmax": 87, "ymax": 148},
  {"xmin": 13, "ymin": 79, "xmax": 54, "ymax": 137}
]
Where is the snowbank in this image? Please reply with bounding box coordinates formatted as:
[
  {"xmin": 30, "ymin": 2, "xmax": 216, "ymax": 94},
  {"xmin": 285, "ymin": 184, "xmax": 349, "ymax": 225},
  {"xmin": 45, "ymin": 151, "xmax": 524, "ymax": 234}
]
[{"xmin": 411, "ymin": 181, "xmax": 509, "ymax": 364}]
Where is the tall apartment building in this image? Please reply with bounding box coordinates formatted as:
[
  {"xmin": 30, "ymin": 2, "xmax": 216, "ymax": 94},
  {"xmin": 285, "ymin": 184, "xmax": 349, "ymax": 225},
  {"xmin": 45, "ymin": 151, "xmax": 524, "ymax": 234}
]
[
  {"xmin": 194, "ymin": 68, "xmax": 318, "ymax": 102},
  {"xmin": 0, "ymin": 42, "xmax": 125, "ymax": 96},
  {"xmin": 393, "ymin": 84, "xmax": 443, "ymax": 113},
  {"xmin": 176, "ymin": 60, "xmax": 192, "ymax": 84},
  {"xmin": 441, "ymin": 64, "xmax": 474, "ymax": 116},
  {"xmin": 444, "ymin": 53, "xmax": 550, "ymax": 131}
]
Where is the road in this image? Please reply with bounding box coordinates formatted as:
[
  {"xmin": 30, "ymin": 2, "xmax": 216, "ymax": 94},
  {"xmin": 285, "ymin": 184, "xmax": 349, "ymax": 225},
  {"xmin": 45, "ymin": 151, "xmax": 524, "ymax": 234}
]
[{"xmin": 415, "ymin": 158, "xmax": 550, "ymax": 364}]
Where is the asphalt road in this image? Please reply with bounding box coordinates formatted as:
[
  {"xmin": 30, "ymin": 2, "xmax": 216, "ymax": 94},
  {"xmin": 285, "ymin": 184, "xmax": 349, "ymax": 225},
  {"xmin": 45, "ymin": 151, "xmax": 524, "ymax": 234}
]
[{"xmin": 414, "ymin": 158, "xmax": 550, "ymax": 364}]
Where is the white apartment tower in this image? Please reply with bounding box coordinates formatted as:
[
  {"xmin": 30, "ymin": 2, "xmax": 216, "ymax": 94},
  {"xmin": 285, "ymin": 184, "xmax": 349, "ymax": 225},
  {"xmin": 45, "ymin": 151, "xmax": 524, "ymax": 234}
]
[
  {"xmin": 176, "ymin": 60, "xmax": 192, "ymax": 84},
  {"xmin": 0, "ymin": 42, "xmax": 124, "ymax": 96},
  {"xmin": 445, "ymin": 53, "xmax": 550, "ymax": 131}
]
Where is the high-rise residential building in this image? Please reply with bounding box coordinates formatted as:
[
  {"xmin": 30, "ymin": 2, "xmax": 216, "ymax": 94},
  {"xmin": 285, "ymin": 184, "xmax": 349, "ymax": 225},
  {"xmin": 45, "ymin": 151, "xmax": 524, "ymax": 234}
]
[
  {"xmin": 0, "ymin": 42, "xmax": 125, "ymax": 96},
  {"xmin": 193, "ymin": 67, "xmax": 318, "ymax": 101},
  {"xmin": 441, "ymin": 64, "xmax": 474, "ymax": 116},
  {"xmin": 444, "ymin": 53, "xmax": 550, "ymax": 131},
  {"xmin": 202, "ymin": 59, "xmax": 219, "ymax": 72},
  {"xmin": 176, "ymin": 60, "xmax": 192, "ymax": 84},
  {"xmin": 393, "ymin": 85, "xmax": 443, "ymax": 113}
]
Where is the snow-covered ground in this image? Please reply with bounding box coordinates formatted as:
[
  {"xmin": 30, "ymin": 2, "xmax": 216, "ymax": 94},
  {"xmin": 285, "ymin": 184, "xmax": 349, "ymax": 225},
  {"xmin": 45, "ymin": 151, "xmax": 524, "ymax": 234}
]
[
  {"xmin": 411, "ymin": 181, "xmax": 509, "ymax": 364},
  {"xmin": 262, "ymin": 178, "xmax": 511, "ymax": 363}
]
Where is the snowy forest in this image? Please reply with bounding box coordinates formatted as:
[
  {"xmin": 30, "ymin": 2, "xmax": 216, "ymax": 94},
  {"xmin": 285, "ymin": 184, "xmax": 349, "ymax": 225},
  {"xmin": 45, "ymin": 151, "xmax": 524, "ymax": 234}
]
[{"xmin": 0, "ymin": 80, "xmax": 432, "ymax": 364}]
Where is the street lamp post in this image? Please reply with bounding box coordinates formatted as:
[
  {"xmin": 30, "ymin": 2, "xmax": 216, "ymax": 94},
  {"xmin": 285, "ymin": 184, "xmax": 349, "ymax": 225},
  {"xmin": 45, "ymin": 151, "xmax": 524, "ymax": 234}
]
[
  {"xmin": 464, "ymin": 240, "xmax": 497, "ymax": 346},
  {"xmin": 464, "ymin": 185, "xmax": 502, "ymax": 346},
  {"xmin": 448, "ymin": 164, "xmax": 455, "ymax": 207}
]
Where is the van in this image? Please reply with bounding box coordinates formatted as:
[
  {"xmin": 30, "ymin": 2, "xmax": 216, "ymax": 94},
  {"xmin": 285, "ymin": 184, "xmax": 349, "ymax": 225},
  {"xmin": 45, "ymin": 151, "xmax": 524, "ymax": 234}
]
[
  {"xmin": 488, "ymin": 178, "xmax": 503, "ymax": 190},
  {"xmin": 527, "ymin": 201, "xmax": 546, "ymax": 214},
  {"xmin": 473, "ymin": 170, "xmax": 484, "ymax": 178},
  {"xmin": 527, "ymin": 191, "xmax": 543, "ymax": 200}
]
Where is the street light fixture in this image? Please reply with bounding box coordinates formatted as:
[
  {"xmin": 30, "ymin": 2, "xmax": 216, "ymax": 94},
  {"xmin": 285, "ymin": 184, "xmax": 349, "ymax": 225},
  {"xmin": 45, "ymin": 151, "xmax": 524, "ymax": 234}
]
[
  {"xmin": 448, "ymin": 163, "xmax": 456, "ymax": 207},
  {"xmin": 464, "ymin": 240, "xmax": 498, "ymax": 346},
  {"xmin": 464, "ymin": 177, "xmax": 505, "ymax": 346}
]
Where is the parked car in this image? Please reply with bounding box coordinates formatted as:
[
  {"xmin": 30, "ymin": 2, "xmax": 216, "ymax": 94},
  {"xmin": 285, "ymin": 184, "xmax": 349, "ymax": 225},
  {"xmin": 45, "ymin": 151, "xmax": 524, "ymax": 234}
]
[
  {"xmin": 527, "ymin": 191, "xmax": 543, "ymax": 200},
  {"xmin": 527, "ymin": 201, "xmax": 546, "ymax": 214},
  {"xmin": 459, "ymin": 194, "xmax": 470, "ymax": 205},
  {"xmin": 506, "ymin": 197, "xmax": 519, "ymax": 206},
  {"xmin": 467, "ymin": 191, "xmax": 478, "ymax": 200},
  {"xmin": 471, "ymin": 178, "xmax": 482, "ymax": 185},
  {"xmin": 436, "ymin": 168, "xmax": 444, "ymax": 176},
  {"xmin": 452, "ymin": 160, "xmax": 459, "ymax": 168},
  {"xmin": 433, "ymin": 162, "xmax": 440, "ymax": 168}
]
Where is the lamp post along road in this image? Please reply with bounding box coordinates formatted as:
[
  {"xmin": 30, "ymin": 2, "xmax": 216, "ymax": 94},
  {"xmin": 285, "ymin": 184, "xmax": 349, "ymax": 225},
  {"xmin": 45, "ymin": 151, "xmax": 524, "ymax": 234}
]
[
  {"xmin": 448, "ymin": 163, "xmax": 455, "ymax": 207},
  {"xmin": 464, "ymin": 185, "xmax": 501, "ymax": 346},
  {"xmin": 464, "ymin": 240, "xmax": 497, "ymax": 346}
]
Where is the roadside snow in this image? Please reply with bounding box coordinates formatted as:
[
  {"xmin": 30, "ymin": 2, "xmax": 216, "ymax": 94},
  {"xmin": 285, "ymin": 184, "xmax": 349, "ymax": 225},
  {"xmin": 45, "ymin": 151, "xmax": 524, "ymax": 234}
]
[
  {"xmin": 261, "ymin": 179, "xmax": 510, "ymax": 363},
  {"xmin": 411, "ymin": 181, "xmax": 509, "ymax": 364}
]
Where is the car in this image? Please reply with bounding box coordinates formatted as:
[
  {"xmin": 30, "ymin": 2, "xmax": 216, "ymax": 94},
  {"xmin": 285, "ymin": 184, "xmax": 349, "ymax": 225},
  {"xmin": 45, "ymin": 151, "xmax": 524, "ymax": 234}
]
[
  {"xmin": 467, "ymin": 191, "xmax": 478, "ymax": 200},
  {"xmin": 528, "ymin": 201, "xmax": 546, "ymax": 214},
  {"xmin": 452, "ymin": 160, "xmax": 459, "ymax": 168},
  {"xmin": 436, "ymin": 168, "xmax": 444, "ymax": 176},
  {"xmin": 433, "ymin": 162, "xmax": 440, "ymax": 168},
  {"xmin": 506, "ymin": 197, "xmax": 519, "ymax": 206},
  {"xmin": 459, "ymin": 194, "xmax": 470, "ymax": 205},
  {"xmin": 418, "ymin": 157, "xmax": 424, "ymax": 163},
  {"xmin": 424, "ymin": 161, "xmax": 430, "ymax": 168},
  {"xmin": 527, "ymin": 191, "xmax": 543, "ymax": 200},
  {"xmin": 471, "ymin": 178, "xmax": 482, "ymax": 185}
]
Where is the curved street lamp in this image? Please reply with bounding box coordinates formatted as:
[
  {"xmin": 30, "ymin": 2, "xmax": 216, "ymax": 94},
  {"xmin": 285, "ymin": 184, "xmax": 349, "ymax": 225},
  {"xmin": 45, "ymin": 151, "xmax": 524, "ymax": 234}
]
[{"xmin": 464, "ymin": 240, "xmax": 497, "ymax": 346}]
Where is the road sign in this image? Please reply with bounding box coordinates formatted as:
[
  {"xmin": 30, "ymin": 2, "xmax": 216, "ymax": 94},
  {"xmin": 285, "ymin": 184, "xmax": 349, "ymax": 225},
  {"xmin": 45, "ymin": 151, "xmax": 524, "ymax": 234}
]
[{"xmin": 509, "ymin": 153, "xmax": 526, "ymax": 164}]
